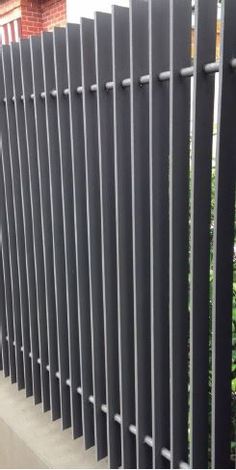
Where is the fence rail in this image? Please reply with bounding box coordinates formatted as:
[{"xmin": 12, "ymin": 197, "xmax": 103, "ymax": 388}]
[{"xmin": 0, "ymin": 0, "xmax": 235, "ymax": 469}]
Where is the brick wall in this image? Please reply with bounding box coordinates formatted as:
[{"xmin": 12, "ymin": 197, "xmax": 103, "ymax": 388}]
[
  {"xmin": 0, "ymin": 0, "xmax": 66, "ymax": 41},
  {"xmin": 41, "ymin": 0, "xmax": 66, "ymax": 31},
  {"xmin": 20, "ymin": 0, "xmax": 42, "ymax": 37}
]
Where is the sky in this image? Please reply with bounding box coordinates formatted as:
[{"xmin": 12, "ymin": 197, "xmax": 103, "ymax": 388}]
[{"xmin": 67, "ymin": 0, "xmax": 130, "ymax": 22}]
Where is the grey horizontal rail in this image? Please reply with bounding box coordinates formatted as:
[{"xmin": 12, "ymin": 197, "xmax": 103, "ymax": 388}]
[{"xmin": 4, "ymin": 58, "xmax": 236, "ymax": 104}]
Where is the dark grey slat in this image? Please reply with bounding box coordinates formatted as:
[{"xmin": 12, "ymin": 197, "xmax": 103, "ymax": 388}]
[
  {"xmin": 0, "ymin": 154, "xmax": 15, "ymax": 382},
  {"xmin": 30, "ymin": 35, "xmax": 60, "ymax": 422},
  {"xmin": 41, "ymin": 31, "xmax": 71, "ymax": 430},
  {"xmin": 0, "ymin": 248, "xmax": 3, "ymax": 374},
  {"xmin": 130, "ymin": 1, "xmax": 152, "ymax": 467},
  {"xmin": 149, "ymin": 0, "xmax": 170, "ymax": 468},
  {"xmin": 2, "ymin": 134, "xmax": 25, "ymax": 391},
  {"xmin": 80, "ymin": 17, "xmax": 107, "ymax": 461},
  {"xmin": 0, "ymin": 213, "xmax": 2, "ymax": 372},
  {"xmin": 189, "ymin": 0, "xmax": 217, "ymax": 467},
  {"xmin": 0, "ymin": 245, "xmax": 9, "ymax": 378},
  {"xmin": 112, "ymin": 5, "xmax": 136, "ymax": 469},
  {"xmin": 0, "ymin": 161, "xmax": 10, "ymax": 378},
  {"xmin": 66, "ymin": 23, "xmax": 94, "ymax": 448},
  {"xmin": 0, "ymin": 275, "xmax": 2, "ymax": 372},
  {"xmin": 53, "ymin": 26, "xmax": 82, "ymax": 439},
  {"xmin": 169, "ymin": 0, "xmax": 191, "ymax": 467},
  {"xmin": 211, "ymin": 1, "xmax": 236, "ymax": 467},
  {"xmin": 94, "ymin": 12, "xmax": 120, "ymax": 469},
  {"xmin": 19, "ymin": 39, "xmax": 50, "ymax": 413},
  {"xmin": 10, "ymin": 41, "xmax": 41, "ymax": 406},
  {"xmin": 1, "ymin": 45, "xmax": 32, "ymax": 397},
  {"xmin": 0, "ymin": 57, "xmax": 24, "ymax": 392},
  {"xmin": 0, "ymin": 343, "xmax": 2, "ymax": 374},
  {"xmin": 0, "ymin": 247, "xmax": 2, "ymax": 371}
]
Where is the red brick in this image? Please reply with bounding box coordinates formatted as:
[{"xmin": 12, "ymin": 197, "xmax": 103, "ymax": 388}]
[{"xmin": 0, "ymin": 0, "xmax": 66, "ymax": 39}]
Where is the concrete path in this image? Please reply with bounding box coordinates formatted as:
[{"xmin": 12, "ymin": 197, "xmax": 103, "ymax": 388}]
[{"xmin": 0, "ymin": 372, "xmax": 108, "ymax": 469}]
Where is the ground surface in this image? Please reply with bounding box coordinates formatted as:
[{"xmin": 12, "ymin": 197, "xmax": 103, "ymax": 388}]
[{"xmin": 0, "ymin": 371, "xmax": 107, "ymax": 469}]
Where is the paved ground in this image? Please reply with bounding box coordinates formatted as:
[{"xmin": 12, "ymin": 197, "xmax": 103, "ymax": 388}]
[{"xmin": 0, "ymin": 371, "xmax": 108, "ymax": 469}]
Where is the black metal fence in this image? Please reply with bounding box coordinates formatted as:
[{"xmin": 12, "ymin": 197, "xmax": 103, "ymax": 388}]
[{"xmin": 0, "ymin": 0, "xmax": 235, "ymax": 468}]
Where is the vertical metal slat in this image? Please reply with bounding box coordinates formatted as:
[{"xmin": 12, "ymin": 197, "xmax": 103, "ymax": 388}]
[
  {"xmin": 2, "ymin": 45, "xmax": 32, "ymax": 397},
  {"xmin": 17, "ymin": 40, "xmax": 50, "ymax": 411},
  {"xmin": 112, "ymin": 5, "xmax": 136, "ymax": 469},
  {"xmin": 80, "ymin": 17, "xmax": 107, "ymax": 461},
  {"xmin": 41, "ymin": 31, "xmax": 71, "ymax": 430},
  {"xmin": 130, "ymin": 1, "xmax": 152, "ymax": 467},
  {"xmin": 169, "ymin": 0, "xmax": 191, "ymax": 467},
  {"xmin": 149, "ymin": 0, "xmax": 170, "ymax": 468},
  {"xmin": 0, "ymin": 159, "xmax": 10, "ymax": 379},
  {"xmin": 190, "ymin": 0, "xmax": 217, "ymax": 467},
  {"xmin": 30, "ymin": 35, "xmax": 60, "ymax": 422},
  {"xmin": 53, "ymin": 26, "xmax": 82, "ymax": 439},
  {"xmin": 11, "ymin": 41, "xmax": 41, "ymax": 406},
  {"xmin": 212, "ymin": 0, "xmax": 236, "ymax": 467},
  {"xmin": 94, "ymin": 11, "xmax": 121, "ymax": 468},
  {"xmin": 0, "ymin": 246, "xmax": 4, "ymax": 374},
  {"xmin": 0, "ymin": 56, "xmax": 24, "ymax": 391},
  {"xmin": 66, "ymin": 23, "xmax": 94, "ymax": 448},
  {"xmin": 19, "ymin": 38, "xmax": 50, "ymax": 412}
]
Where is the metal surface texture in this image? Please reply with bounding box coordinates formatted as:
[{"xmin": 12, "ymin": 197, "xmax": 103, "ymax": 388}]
[
  {"xmin": 0, "ymin": 156, "xmax": 10, "ymax": 380},
  {"xmin": 30, "ymin": 34, "xmax": 60, "ymax": 422},
  {"xmin": 149, "ymin": 0, "xmax": 170, "ymax": 467},
  {"xmin": 80, "ymin": 17, "xmax": 107, "ymax": 461},
  {"xmin": 130, "ymin": 2, "xmax": 151, "ymax": 467},
  {"xmin": 41, "ymin": 31, "xmax": 71, "ymax": 430},
  {"xmin": 53, "ymin": 26, "xmax": 82, "ymax": 440},
  {"xmin": 19, "ymin": 38, "xmax": 50, "ymax": 413},
  {"xmin": 0, "ymin": 1, "xmax": 235, "ymax": 469},
  {"xmin": 2, "ymin": 45, "xmax": 32, "ymax": 397},
  {"xmin": 211, "ymin": 1, "xmax": 236, "ymax": 467},
  {"xmin": 189, "ymin": 0, "xmax": 217, "ymax": 467},
  {"xmin": 0, "ymin": 55, "xmax": 24, "ymax": 392},
  {"xmin": 95, "ymin": 11, "xmax": 120, "ymax": 468},
  {"xmin": 66, "ymin": 22, "xmax": 94, "ymax": 449},
  {"xmin": 112, "ymin": 5, "xmax": 136, "ymax": 469},
  {"xmin": 169, "ymin": 0, "xmax": 191, "ymax": 466}
]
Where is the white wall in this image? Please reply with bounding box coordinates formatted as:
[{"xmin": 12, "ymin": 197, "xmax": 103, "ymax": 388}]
[{"xmin": 67, "ymin": 0, "xmax": 129, "ymax": 23}]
